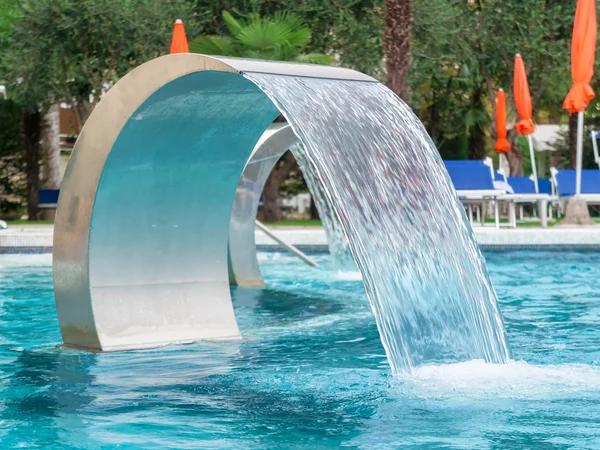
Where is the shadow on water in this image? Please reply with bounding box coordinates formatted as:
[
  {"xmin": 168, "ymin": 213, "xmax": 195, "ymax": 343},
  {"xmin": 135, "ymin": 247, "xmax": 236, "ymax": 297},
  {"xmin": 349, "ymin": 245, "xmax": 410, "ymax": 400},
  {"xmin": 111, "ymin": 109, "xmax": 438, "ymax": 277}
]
[
  {"xmin": 1, "ymin": 348, "xmax": 97, "ymax": 447},
  {"xmin": 231, "ymin": 285, "xmax": 386, "ymax": 370},
  {"xmin": 232, "ymin": 285, "xmax": 345, "ymax": 325},
  {"xmin": 164, "ymin": 367, "xmax": 386, "ymax": 447}
]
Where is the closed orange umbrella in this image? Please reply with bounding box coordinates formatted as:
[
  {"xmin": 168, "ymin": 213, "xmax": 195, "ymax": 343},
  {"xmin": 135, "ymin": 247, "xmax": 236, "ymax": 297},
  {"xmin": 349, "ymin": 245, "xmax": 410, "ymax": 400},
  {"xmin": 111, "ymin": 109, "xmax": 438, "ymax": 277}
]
[
  {"xmin": 563, "ymin": 0, "xmax": 597, "ymax": 114},
  {"xmin": 513, "ymin": 54, "xmax": 539, "ymax": 192},
  {"xmin": 494, "ymin": 89, "xmax": 510, "ymax": 154},
  {"xmin": 564, "ymin": 0, "xmax": 597, "ymax": 198},
  {"xmin": 513, "ymin": 55, "xmax": 535, "ymax": 135},
  {"xmin": 170, "ymin": 19, "xmax": 189, "ymax": 54}
]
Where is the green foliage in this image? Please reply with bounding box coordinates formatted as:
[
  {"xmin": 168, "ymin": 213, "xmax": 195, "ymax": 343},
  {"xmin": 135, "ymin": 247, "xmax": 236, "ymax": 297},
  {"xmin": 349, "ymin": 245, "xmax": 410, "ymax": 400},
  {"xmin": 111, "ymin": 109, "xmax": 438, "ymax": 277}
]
[
  {"xmin": 1, "ymin": 0, "xmax": 199, "ymax": 110},
  {"xmin": 410, "ymin": 0, "xmax": 576, "ymax": 162},
  {"xmin": 191, "ymin": 0, "xmax": 383, "ymax": 76},
  {"xmin": 280, "ymin": 163, "xmax": 309, "ymax": 197},
  {"xmin": 0, "ymin": 0, "xmax": 20, "ymax": 44},
  {"xmin": 0, "ymin": 99, "xmax": 26, "ymax": 212},
  {"xmin": 515, "ymin": 135, "xmax": 533, "ymax": 175},
  {"xmin": 550, "ymin": 127, "xmax": 600, "ymax": 170},
  {"xmin": 0, "ymin": 0, "xmax": 589, "ymax": 174},
  {"xmin": 190, "ymin": 10, "xmax": 332, "ymax": 64}
]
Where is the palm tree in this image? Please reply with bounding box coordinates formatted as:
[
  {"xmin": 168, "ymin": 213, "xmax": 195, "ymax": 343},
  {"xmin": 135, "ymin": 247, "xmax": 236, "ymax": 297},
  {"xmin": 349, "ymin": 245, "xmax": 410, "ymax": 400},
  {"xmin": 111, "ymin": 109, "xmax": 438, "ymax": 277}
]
[
  {"xmin": 452, "ymin": 60, "xmax": 491, "ymax": 161},
  {"xmin": 190, "ymin": 11, "xmax": 331, "ymax": 64},
  {"xmin": 190, "ymin": 11, "xmax": 332, "ymax": 222},
  {"xmin": 384, "ymin": 0, "xmax": 412, "ymax": 100}
]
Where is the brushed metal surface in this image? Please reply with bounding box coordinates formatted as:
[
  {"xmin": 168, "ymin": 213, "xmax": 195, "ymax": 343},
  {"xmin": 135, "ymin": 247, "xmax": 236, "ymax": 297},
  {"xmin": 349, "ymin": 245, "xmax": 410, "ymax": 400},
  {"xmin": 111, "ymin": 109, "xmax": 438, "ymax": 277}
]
[
  {"xmin": 54, "ymin": 53, "xmax": 375, "ymax": 351},
  {"xmin": 54, "ymin": 55, "xmax": 264, "ymax": 351},
  {"xmin": 215, "ymin": 56, "xmax": 377, "ymax": 82},
  {"xmin": 228, "ymin": 123, "xmax": 299, "ymax": 287}
]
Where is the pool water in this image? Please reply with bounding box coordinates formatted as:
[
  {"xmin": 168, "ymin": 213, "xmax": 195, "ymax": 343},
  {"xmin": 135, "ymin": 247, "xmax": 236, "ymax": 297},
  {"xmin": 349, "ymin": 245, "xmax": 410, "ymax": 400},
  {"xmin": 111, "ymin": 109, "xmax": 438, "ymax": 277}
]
[{"xmin": 1, "ymin": 251, "xmax": 600, "ymax": 448}]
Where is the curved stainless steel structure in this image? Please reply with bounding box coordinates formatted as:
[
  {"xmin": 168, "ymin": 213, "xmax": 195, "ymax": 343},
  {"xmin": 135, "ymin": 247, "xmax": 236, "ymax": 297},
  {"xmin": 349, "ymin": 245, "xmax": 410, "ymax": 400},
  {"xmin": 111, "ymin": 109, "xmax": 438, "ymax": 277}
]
[
  {"xmin": 228, "ymin": 123, "xmax": 298, "ymax": 287},
  {"xmin": 54, "ymin": 54, "xmax": 374, "ymax": 351}
]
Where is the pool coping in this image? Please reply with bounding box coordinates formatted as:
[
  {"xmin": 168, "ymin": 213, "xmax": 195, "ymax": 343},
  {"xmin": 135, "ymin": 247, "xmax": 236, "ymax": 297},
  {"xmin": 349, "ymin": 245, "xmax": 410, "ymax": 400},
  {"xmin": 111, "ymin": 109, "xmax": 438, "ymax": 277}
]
[{"xmin": 2, "ymin": 225, "xmax": 600, "ymax": 254}]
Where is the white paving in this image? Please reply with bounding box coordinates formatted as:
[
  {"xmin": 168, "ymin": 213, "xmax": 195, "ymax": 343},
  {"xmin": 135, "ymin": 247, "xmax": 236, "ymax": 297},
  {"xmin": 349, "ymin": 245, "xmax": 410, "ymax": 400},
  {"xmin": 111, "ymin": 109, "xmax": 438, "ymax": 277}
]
[
  {"xmin": 2, "ymin": 224, "xmax": 600, "ymax": 249},
  {"xmin": 473, "ymin": 226, "xmax": 600, "ymax": 246}
]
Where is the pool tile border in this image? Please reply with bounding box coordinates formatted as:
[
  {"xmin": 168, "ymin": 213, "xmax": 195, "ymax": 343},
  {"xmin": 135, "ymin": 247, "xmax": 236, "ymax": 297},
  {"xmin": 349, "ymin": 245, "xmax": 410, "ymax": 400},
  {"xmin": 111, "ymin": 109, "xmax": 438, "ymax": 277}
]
[
  {"xmin": 4, "ymin": 244, "xmax": 600, "ymax": 254},
  {"xmin": 3, "ymin": 226, "xmax": 600, "ymax": 254},
  {"xmin": 0, "ymin": 246, "xmax": 53, "ymax": 254}
]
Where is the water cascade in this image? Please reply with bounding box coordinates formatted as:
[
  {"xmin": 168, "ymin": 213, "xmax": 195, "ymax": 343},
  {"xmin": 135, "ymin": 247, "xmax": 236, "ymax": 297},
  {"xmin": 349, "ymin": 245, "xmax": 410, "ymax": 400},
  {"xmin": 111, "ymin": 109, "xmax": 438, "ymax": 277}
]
[
  {"xmin": 246, "ymin": 74, "xmax": 510, "ymax": 370},
  {"xmin": 53, "ymin": 54, "xmax": 510, "ymax": 372},
  {"xmin": 293, "ymin": 148, "xmax": 356, "ymax": 271}
]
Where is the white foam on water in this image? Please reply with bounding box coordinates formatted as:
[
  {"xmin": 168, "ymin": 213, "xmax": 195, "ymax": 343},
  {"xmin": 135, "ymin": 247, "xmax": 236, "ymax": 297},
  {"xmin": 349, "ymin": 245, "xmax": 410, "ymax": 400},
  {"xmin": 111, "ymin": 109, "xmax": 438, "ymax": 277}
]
[
  {"xmin": 334, "ymin": 270, "xmax": 363, "ymax": 281},
  {"xmin": 395, "ymin": 359, "xmax": 600, "ymax": 400}
]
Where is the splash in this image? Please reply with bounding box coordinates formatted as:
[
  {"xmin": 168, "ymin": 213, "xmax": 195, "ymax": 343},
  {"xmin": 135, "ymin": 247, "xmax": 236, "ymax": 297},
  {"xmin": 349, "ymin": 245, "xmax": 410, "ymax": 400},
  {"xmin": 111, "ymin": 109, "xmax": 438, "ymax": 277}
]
[
  {"xmin": 246, "ymin": 73, "xmax": 511, "ymax": 372},
  {"xmin": 395, "ymin": 359, "xmax": 600, "ymax": 399}
]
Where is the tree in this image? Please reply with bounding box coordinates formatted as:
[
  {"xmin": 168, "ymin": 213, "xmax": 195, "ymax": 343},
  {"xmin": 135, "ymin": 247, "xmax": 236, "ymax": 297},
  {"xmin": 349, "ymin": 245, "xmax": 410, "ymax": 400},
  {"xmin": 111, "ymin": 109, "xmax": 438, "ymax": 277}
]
[
  {"xmin": 190, "ymin": 11, "xmax": 331, "ymax": 64},
  {"xmin": 2, "ymin": 0, "xmax": 199, "ymax": 219},
  {"xmin": 383, "ymin": 0, "xmax": 412, "ymax": 99},
  {"xmin": 41, "ymin": 105, "xmax": 61, "ymax": 192},
  {"xmin": 22, "ymin": 111, "xmax": 42, "ymax": 220},
  {"xmin": 192, "ymin": 0, "xmax": 385, "ymax": 77},
  {"xmin": 0, "ymin": 99, "xmax": 26, "ymax": 214},
  {"xmin": 191, "ymin": 11, "xmax": 332, "ymax": 222},
  {"xmin": 4, "ymin": 0, "xmax": 198, "ymax": 126},
  {"xmin": 475, "ymin": 0, "xmax": 571, "ymax": 175},
  {"xmin": 410, "ymin": 0, "xmax": 573, "ymax": 174},
  {"xmin": 0, "ymin": 0, "xmax": 47, "ymax": 219}
]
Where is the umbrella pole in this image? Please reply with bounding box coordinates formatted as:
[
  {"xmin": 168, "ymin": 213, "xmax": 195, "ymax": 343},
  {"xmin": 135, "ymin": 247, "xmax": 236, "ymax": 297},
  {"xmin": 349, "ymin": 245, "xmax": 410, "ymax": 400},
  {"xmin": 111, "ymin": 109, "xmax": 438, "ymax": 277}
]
[
  {"xmin": 576, "ymin": 111, "xmax": 584, "ymax": 196},
  {"xmin": 527, "ymin": 134, "xmax": 539, "ymax": 193},
  {"xmin": 591, "ymin": 129, "xmax": 600, "ymax": 169}
]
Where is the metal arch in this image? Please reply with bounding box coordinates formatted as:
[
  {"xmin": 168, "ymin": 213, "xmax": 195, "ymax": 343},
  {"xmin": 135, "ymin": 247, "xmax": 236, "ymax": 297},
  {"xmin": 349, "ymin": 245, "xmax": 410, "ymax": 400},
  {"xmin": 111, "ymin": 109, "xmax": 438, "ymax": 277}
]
[
  {"xmin": 54, "ymin": 54, "xmax": 372, "ymax": 352},
  {"xmin": 228, "ymin": 123, "xmax": 299, "ymax": 287}
]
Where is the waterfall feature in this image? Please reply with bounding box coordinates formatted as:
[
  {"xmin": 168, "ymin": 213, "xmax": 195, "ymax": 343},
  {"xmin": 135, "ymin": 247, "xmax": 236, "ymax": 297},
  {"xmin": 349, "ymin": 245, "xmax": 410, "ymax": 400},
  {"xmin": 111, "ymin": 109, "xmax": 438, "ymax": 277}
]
[
  {"xmin": 53, "ymin": 54, "xmax": 509, "ymax": 372},
  {"xmin": 293, "ymin": 148, "xmax": 356, "ymax": 271},
  {"xmin": 245, "ymin": 74, "xmax": 510, "ymax": 371}
]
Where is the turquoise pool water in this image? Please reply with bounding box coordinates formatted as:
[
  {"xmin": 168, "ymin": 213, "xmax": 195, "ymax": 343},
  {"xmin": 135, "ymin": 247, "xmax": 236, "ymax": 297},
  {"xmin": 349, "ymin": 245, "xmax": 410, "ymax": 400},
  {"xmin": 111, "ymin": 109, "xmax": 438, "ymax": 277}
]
[{"xmin": 1, "ymin": 251, "xmax": 599, "ymax": 448}]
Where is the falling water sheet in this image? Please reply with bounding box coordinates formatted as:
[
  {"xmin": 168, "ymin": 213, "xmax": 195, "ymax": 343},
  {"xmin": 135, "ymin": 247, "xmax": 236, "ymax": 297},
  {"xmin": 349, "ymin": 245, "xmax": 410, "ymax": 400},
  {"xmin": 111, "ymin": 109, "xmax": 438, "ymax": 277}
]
[{"xmin": 246, "ymin": 73, "xmax": 511, "ymax": 372}]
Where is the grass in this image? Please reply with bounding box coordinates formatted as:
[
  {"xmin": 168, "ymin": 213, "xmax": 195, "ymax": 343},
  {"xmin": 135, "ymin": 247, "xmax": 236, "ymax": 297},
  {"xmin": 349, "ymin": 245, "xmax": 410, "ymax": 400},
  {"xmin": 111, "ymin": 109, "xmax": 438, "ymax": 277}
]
[
  {"xmin": 6, "ymin": 220, "xmax": 54, "ymax": 225},
  {"xmin": 267, "ymin": 217, "xmax": 600, "ymax": 228},
  {"xmin": 6, "ymin": 218, "xmax": 600, "ymax": 228},
  {"xmin": 263, "ymin": 219, "xmax": 322, "ymax": 227}
]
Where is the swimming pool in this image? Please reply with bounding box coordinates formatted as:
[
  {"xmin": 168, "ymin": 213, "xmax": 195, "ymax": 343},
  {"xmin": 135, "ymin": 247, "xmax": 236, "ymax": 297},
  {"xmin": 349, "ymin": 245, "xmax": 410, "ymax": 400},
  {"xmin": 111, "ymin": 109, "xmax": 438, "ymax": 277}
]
[{"xmin": 0, "ymin": 251, "xmax": 599, "ymax": 448}]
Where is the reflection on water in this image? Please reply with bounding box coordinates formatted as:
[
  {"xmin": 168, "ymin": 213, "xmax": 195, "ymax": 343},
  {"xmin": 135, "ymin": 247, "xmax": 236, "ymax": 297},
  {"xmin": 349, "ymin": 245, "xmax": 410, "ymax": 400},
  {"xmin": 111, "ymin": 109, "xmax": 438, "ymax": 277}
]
[{"xmin": 2, "ymin": 350, "xmax": 96, "ymax": 447}]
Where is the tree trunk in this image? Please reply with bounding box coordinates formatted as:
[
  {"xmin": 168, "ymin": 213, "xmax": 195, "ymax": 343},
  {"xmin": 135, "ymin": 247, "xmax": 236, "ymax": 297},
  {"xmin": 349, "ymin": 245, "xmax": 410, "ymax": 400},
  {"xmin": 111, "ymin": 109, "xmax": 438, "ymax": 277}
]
[
  {"xmin": 467, "ymin": 129, "xmax": 486, "ymax": 160},
  {"xmin": 384, "ymin": 0, "xmax": 412, "ymax": 100},
  {"xmin": 467, "ymin": 89, "xmax": 486, "ymax": 160},
  {"xmin": 568, "ymin": 113, "xmax": 578, "ymax": 169},
  {"xmin": 261, "ymin": 151, "xmax": 298, "ymax": 223},
  {"xmin": 506, "ymin": 129, "xmax": 524, "ymax": 176},
  {"xmin": 506, "ymin": 148, "xmax": 524, "ymax": 177},
  {"xmin": 42, "ymin": 104, "xmax": 61, "ymax": 189},
  {"xmin": 560, "ymin": 197, "xmax": 594, "ymax": 226},
  {"xmin": 73, "ymin": 100, "xmax": 95, "ymax": 130},
  {"xmin": 23, "ymin": 110, "xmax": 42, "ymax": 221}
]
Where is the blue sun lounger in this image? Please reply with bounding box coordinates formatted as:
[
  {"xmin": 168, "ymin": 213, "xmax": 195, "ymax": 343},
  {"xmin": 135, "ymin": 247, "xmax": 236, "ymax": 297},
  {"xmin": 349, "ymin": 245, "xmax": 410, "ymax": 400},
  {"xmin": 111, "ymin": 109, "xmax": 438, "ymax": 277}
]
[
  {"xmin": 443, "ymin": 160, "xmax": 510, "ymax": 229},
  {"xmin": 504, "ymin": 176, "xmax": 552, "ymax": 226},
  {"xmin": 493, "ymin": 169, "xmax": 514, "ymax": 193},
  {"xmin": 39, "ymin": 189, "xmax": 60, "ymax": 209},
  {"xmin": 550, "ymin": 168, "xmax": 600, "ymax": 208}
]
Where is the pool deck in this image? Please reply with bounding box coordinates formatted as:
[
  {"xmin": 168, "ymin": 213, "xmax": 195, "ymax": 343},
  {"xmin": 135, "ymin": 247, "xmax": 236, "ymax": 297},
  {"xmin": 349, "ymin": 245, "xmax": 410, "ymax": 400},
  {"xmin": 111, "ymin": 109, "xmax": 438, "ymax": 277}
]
[{"xmin": 1, "ymin": 224, "xmax": 600, "ymax": 253}]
